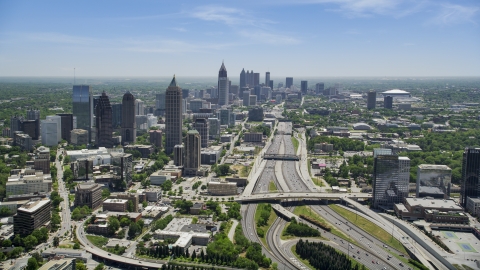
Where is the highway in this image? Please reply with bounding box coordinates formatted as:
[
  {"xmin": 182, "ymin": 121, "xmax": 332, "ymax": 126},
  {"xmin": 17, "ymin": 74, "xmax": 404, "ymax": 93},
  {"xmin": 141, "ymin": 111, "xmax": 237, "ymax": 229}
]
[{"xmin": 75, "ymin": 220, "xmax": 166, "ymax": 269}]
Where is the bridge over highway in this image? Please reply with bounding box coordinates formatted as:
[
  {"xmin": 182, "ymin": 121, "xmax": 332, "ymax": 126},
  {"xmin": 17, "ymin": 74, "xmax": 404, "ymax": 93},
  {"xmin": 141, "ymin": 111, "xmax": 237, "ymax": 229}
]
[
  {"xmin": 236, "ymin": 192, "xmax": 372, "ymax": 202},
  {"xmin": 263, "ymin": 153, "xmax": 299, "ymax": 161}
]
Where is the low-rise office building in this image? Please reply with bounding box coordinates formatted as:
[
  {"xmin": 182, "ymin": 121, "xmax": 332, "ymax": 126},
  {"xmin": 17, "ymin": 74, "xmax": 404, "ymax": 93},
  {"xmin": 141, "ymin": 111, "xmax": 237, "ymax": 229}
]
[
  {"xmin": 466, "ymin": 197, "xmax": 480, "ymax": 217},
  {"xmin": 14, "ymin": 198, "xmax": 51, "ymax": 236},
  {"xmin": 38, "ymin": 258, "xmax": 76, "ymax": 270},
  {"xmin": 74, "ymin": 183, "xmax": 103, "ymax": 210},
  {"xmin": 208, "ymin": 181, "xmax": 237, "ymax": 196},
  {"xmin": 244, "ymin": 132, "xmax": 263, "ymax": 143},
  {"xmin": 103, "ymin": 199, "xmax": 128, "ymax": 212},
  {"xmin": 150, "ymin": 171, "xmax": 171, "ymax": 185},
  {"xmin": 7, "ymin": 172, "xmax": 52, "ymax": 196},
  {"xmin": 394, "ymin": 197, "xmax": 467, "ymax": 224}
]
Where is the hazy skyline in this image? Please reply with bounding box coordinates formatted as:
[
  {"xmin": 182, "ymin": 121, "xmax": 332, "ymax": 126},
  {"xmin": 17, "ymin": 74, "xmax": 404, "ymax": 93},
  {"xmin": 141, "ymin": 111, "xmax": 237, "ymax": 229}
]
[{"xmin": 0, "ymin": 0, "xmax": 479, "ymax": 77}]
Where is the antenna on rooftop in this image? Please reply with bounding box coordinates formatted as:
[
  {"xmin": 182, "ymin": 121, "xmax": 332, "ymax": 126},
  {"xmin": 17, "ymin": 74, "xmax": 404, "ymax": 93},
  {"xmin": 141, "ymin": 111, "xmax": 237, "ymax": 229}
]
[{"xmin": 74, "ymin": 68, "xmax": 76, "ymax": 85}]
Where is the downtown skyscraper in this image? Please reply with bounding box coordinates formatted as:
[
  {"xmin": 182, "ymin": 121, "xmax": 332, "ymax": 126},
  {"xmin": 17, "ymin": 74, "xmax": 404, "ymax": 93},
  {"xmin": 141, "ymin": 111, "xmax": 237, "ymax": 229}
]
[
  {"xmin": 121, "ymin": 91, "xmax": 136, "ymax": 145},
  {"xmin": 240, "ymin": 68, "xmax": 246, "ymax": 89},
  {"xmin": 460, "ymin": 147, "xmax": 480, "ymax": 207},
  {"xmin": 72, "ymin": 85, "xmax": 92, "ymax": 142},
  {"xmin": 95, "ymin": 91, "xmax": 113, "ymax": 148},
  {"xmin": 218, "ymin": 62, "xmax": 229, "ymax": 106},
  {"xmin": 165, "ymin": 75, "xmax": 183, "ymax": 154}
]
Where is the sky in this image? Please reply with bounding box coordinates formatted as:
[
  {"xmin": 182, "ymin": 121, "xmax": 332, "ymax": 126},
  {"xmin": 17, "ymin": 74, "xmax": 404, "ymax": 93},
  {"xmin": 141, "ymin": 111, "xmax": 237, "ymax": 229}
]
[{"xmin": 0, "ymin": 0, "xmax": 479, "ymax": 77}]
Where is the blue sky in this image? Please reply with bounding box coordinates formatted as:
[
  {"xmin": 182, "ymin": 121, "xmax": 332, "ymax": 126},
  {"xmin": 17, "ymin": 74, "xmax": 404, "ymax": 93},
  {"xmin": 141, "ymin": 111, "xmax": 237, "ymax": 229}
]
[{"xmin": 0, "ymin": 0, "xmax": 479, "ymax": 77}]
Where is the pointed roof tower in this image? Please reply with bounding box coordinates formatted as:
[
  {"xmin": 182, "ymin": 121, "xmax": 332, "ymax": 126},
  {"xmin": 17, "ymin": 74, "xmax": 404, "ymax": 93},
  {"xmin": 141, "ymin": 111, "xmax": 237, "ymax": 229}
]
[
  {"xmin": 169, "ymin": 75, "xmax": 177, "ymax": 87},
  {"xmin": 218, "ymin": 62, "xmax": 227, "ymax": 77}
]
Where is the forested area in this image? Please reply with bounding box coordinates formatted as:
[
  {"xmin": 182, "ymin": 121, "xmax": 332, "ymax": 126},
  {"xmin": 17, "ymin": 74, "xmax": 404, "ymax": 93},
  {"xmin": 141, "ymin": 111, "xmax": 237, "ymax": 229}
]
[
  {"xmin": 308, "ymin": 136, "xmax": 365, "ymax": 152},
  {"xmin": 296, "ymin": 239, "xmax": 366, "ymax": 270},
  {"xmin": 284, "ymin": 218, "xmax": 321, "ymax": 237}
]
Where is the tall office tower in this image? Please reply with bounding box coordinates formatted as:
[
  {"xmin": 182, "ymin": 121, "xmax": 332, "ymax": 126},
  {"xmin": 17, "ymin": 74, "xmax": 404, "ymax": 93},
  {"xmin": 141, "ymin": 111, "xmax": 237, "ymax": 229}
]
[
  {"xmin": 240, "ymin": 87, "xmax": 249, "ymax": 99},
  {"xmin": 261, "ymin": 87, "xmax": 272, "ymax": 100},
  {"xmin": 92, "ymin": 94, "xmax": 101, "ymax": 117},
  {"xmin": 219, "ymin": 109, "xmax": 231, "ymax": 126},
  {"xmin": 372, "ymin": 148, "xmax": 410, "ymax": 209},
  {"xmin": 229, "ymin": 85, "xmax": 239, "ymax": 96},
  {"xmin": 265, "ymin": 72, "xmax": 270, "ymax": 87},
  {"xmin": 218, "ymin": 62, "xmax": 229, "ymax": 106},
  {"xmin": 253, "ymin": 73, "xmax": 260, "ymax": 86},
  {"xmin": 315, "ymin": 83, "xmax": 325, "ymax": 95},
  {"xmin": 21, "ymin": 120, "xmax": 39, "ymax": 140},
  {"xmin": 208, "ymin": 118, "xmax": 220, "ymax": 139},
  {"xmin": 165, "ymin": 75, "xmax": 183, "ymax": 154},
  {"xmin": 182, "ymin": 89, "xmax": 190, "ymax": 99},
  {"xmin": 240, "ymin": 68, "xmax": 246, "ymax": 89},
  {"xmin": 301, "ymin": 81, "xmax": 308, "ymax": 95},
  {"xmin": 41, "ymin": 119, "xmax": 59, "ymax": 146},
  {"xmin": 384, "ymin": 96, "xmax": 393, "ymax": 109},
  {"xmin": 111, "ymin": 103, "xmax": 122, "ymax": 128},
  {"xmin": 460, "ymin": 147, "xmax": 480, "ymax": 207},
  {"xmin": 286, "ymin": 77, "xmax": 293, "ymax": 89},
  {"xmin": 136, "ymin": 99, "xmax": 145, "ymax": 115},
  {"xmin": 121, "ymin": 91, "xmax": 136, "ymax": 145},
  {"xmin": 174, "ymin": 144, "xmax": 184, "ymax": 167},
  {"xmin": 194, "ymin": 118, "xmax": 209, "ymax": 148},
  {"xmin": 46, "ymin": 115, "xmax": 62, "ymax": 143},
  {"xmin": 95, "ymin": 91, "xmax": 113, "ymax": 148},
  {"xmin": 246, "ymin": 70, "xmax": 254, "ymax": 87},
  {"xmin": 367, "ymin": 90, "xmax": 376, "ymax": 110},
  {"xmin": 269, "ymin": 80, "xmax": 274, "ymax": 90},
  {"xmin": 56, "ymin": 114, "xmax": 74, "ymax": 143},
  {"xmin": 10, "ymin": 116, "xmax": 22, "ymax": 138},
  {"xmin": 254, "ymin": 85, "xmax": 262, "ymax": 100},
  {"xmin": 184, "ymin": 130, "xmax": 200, "ymax": 175},
  {"xmin": 243, "ymin": 91, "xmax": 250, "ymax": 106},
  {"xmin": 155, "ymin": 93, "xmax": 166, "ymax": 116},
  {"xmin": 149, "ymin": 129, "xmax": 163, "ymax": 148},
  {"xmin": 72, "ymin": 85, "xmax": 92, "ymax": 142},
  {"xmin": 26, "ymin": 109, "xmax": 40, "ymax": 121},
  {"xmin": 416, "ymin": 164, "xmax": 452, "ymax": 199}
]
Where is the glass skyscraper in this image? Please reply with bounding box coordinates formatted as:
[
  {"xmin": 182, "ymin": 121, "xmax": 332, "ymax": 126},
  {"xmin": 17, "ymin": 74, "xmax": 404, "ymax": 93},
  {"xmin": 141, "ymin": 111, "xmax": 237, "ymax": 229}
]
[
  {"xmin": 373, "ymin": 148, "xmax": 410, "ymax": 209},
  {"xmin": 72, "ymin": 85, "xmax": 92, "ymax": 142},
  {"xmin": 461, "ymin": 147, "xmax": 480, "ymax": 207}
]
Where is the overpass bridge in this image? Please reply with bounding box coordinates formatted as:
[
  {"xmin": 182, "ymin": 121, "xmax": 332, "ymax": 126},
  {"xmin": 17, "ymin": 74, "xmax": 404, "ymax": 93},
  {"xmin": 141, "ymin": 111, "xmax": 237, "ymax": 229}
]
[
  {"xmin": 263, "ymin": 154, "xmax": 299, "ymax": 161},
  {"xmin": 236, "ymin": 192, "xmax": 372, "ymax": 202}
]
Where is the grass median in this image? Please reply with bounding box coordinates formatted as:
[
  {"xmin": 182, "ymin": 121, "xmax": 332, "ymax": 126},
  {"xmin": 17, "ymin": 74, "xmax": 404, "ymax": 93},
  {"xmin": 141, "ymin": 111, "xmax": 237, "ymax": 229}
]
[
  {"xmin": 269, "ymin": 181, "xmax": 277, "ymax": 192},
  {"xmin": 329, "ymin": 204, "xmax": 407, "ymax": 254},
  {"xmin": 254, "ymin": 203, "xmax": 278, "ymax": 249},
  {"xmin": 291, "ymin": 136, "xmax": 299, "ymax": 153},
  {"xmin": 86, "ymin": 235, "xmax": 108, "ymax": 247},
  {"xmin": 293, "ymin": 205, "xmax": 357, "ymax": 245}
]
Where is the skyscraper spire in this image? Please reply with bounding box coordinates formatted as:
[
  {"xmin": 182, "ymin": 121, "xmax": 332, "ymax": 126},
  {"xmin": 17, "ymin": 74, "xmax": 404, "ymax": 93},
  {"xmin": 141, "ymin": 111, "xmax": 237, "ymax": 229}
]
[{"xmin": 169, "ymin": 75, "xmax": 177, "ymax": 87}]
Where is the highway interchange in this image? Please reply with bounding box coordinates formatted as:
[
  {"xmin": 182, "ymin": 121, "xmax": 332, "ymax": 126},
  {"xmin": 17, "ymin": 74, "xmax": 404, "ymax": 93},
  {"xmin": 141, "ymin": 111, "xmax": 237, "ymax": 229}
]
[{"xmin": 240, "ymin": 117, "xmax": 451, "ymax": 270}]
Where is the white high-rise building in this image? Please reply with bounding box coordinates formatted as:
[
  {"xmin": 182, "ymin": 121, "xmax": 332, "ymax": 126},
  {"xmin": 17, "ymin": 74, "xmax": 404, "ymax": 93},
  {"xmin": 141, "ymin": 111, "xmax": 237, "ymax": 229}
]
[{"xmin": 41, "ymin": 119, "xmax": 59, "ymax": 146}]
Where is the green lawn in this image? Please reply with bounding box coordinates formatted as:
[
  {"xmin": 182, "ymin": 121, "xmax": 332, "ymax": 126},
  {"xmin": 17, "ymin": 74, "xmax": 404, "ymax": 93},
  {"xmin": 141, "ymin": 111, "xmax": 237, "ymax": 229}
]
[
  {"xmin": 269, "ymin": 181, "xmax": 277, "ymax": 192},
  {"xmin": 329, "ymin": 204, "xmax": 407, "ymax": 254},
  {"xmin": 86, "ymin": 235, "xmax": 108, "ymax": 247},
  {"xmin": 254, "ymin": 204, "xmax": 278, "ymax": 249},
  {"xmin": 291, "ymin": 136, "xmax": 299, "ymax": 153},
  {"xmin": 293, "ymin": 205, "xmax": 356, "ymax": 245}
]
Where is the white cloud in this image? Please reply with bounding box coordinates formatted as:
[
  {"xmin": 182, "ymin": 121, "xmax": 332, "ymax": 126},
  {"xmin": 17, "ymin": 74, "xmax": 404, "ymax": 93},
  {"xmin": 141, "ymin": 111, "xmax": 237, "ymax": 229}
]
[
  {"xmin": 428, "ymin": 4, "xmax": 479, "ymax": 25},
  {"xmin": 190, "ymin": 6, "xmax": 250, "ymax": 26},
  {"xmin": 239, "ymin": 30, "xmax": 301, "ymax": 45}
]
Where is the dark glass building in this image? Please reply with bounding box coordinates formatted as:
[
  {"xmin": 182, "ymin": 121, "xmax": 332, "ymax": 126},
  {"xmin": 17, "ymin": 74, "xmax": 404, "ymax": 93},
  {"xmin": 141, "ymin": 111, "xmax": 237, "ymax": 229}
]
[
  {"xmin": 165, "ymin": 76, "xmax": 183, "ymax": 154},
  {"xmin": 95, "ymin": 92, "xmax": 113, "ymax": 148},
  {"xmin": 56, "ymin": 114, "xmax": 74, "ymax": 143},
  {"xmin": 301, "ymin": 80, "xmax": 308, "ymax": 95},
  {"xmin": 286, "ymin": 77, "xmax": 293, "ymax": 89},
  {"xmin": 367, "ymin": 90, "xmax": 376, "ymax": 110},
  {"xmin": 384, "ymin": 96, "xmax": 393, "ymax": 109},
  {"xmin": 461, "ymin": 147, "xmax": 480, "ymax": 207},
  {"xmin": 121, "ymin": 91, "xmax": 136, "ymax": 145},
  {"xmin": 72, "ymin": 85, "xmax": 92, "ymax": 142}
]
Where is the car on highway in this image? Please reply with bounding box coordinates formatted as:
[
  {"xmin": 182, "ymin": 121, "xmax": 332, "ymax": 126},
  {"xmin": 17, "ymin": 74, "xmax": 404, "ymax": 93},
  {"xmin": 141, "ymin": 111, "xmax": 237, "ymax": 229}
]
[{"xmin": 108, "ymin": 253, "xmax": 111, "ymax": 256}]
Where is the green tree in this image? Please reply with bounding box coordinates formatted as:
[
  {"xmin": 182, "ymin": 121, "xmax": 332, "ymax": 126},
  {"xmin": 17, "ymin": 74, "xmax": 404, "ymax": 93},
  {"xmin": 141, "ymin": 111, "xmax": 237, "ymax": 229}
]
[
  {"xmin": 53, "ymin": 236, "xmax": 59, "ymax": 247},
  {"xmin": 76, "ymin": 261, "xmax": 87, "ymax": 270},
  {"xmin": 2, "ymin": 239, "xmax": 12, "ymax": 247},
  {"xmin": 161, "ymin": 180, "xmax": 172, "ymax": 191},
  {"xmin": 23, "ymin": 235, "xmax": 38, "ymax": 250},
  {"xmin": 94, "ymin": 263, "xmax": 105, "ymax": 270},
  {"xmin": 127, "ymin": 200, "xmax": 134, "ymax": 212},
  {"xmin": 120, "ymin": 217, "xmax": 131, "ymax": 227},
  {"xmin": 26, "ymin": 257, "xmax": 38, "ymax": 270},
  {"xmin": 108, "ymin": 216, "xmax": 120, "ymax": 235},
  {"xmin": 102, "ymin": 188, "xmax": 111, "ymax": 199},
  {"xmin": 73, "ymin": 242, "xmax": 80, "ymax": 249}
]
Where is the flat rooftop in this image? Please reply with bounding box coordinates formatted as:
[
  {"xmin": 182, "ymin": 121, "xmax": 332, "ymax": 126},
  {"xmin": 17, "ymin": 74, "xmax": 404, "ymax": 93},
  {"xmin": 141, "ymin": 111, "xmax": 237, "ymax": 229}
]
[
  {"xmin": 104, "ymin": 199, "xmax": 127, "ymax": 204},
  {"xmin": 418, "ymin": 164, "xmax": 451, "ymax": 170},
  {"xmin": 18, "ymin": 199, "xmax": 50, "ymax": 213},
  {"xmin": 405, "ymin": 197, "xmax": 462, "ymax": 210}
]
